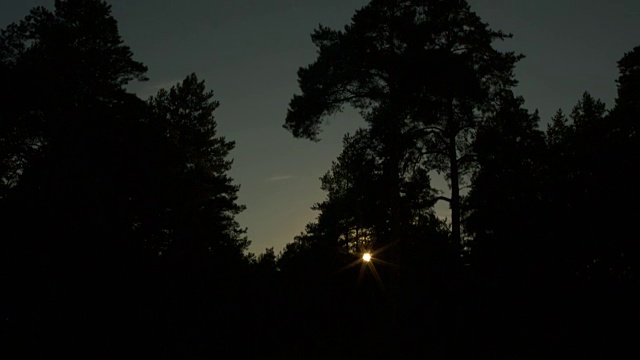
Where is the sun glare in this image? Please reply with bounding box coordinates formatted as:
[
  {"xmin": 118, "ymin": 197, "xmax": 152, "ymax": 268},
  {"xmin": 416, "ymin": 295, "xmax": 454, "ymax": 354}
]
[{"xmin": 362, "ymin": 253, "xmax": 371, "ymax": 262}]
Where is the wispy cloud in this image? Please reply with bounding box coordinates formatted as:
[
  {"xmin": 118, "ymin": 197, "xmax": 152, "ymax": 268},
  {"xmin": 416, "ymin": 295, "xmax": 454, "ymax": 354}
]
[{"xmin": 265, "ymin": 175, "xmax": 294, "ymax": 182}]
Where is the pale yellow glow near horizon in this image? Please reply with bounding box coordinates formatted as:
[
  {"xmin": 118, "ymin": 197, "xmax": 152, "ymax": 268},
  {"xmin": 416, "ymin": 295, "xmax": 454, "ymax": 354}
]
[{"xmin": 362, "ymin": 253, "xmax": 371, "ymax": 262}]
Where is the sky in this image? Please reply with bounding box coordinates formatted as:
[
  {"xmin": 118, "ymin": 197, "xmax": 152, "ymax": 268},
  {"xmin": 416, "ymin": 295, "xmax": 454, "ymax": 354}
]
[{"xmin": 2, "ymin": 0, "xmax": 639, "ymax": 254}]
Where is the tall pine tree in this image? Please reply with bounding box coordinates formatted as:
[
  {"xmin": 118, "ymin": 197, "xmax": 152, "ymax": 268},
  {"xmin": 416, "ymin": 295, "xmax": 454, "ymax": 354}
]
[
  {"xmin": 284, "ymin": 0, "xmax": 520, "ymax": 251},
  {"xmin": 145, "ymin": 73, "xmax": 249, "ymax": 270}
]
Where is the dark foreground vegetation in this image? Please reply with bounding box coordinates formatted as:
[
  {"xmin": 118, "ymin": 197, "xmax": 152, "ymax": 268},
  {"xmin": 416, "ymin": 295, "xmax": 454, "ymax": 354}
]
[{"xmin": 2, "ymin": 1, "xmax": 638, "ymax": 359}]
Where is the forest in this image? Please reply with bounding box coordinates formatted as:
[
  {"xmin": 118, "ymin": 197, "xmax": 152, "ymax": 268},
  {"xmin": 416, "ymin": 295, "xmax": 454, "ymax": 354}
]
[{"xmin": 2, "ymin": 0, "xmax": 638, "ymax": 359}]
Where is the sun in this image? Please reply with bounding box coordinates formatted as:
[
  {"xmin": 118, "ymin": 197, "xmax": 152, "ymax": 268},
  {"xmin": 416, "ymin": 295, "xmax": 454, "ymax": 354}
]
[{"xmin": 335, "ymin": 241, "xmax": 398, "ymax": 292}]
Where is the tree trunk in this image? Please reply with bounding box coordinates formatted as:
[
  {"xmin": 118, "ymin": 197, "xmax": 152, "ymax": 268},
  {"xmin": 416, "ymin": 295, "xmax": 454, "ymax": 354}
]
[{"xmin": 448, "ymin": 113, "xmax": 462, "ymax": 251}]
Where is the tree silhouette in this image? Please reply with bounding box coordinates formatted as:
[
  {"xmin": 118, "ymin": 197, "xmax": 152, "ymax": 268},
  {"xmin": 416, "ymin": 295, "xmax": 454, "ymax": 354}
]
[
  {"xmin": 466, "ymin": 91, "xmax": 546, "ymax": 274},
  {"xmin": 567, "ymin": 48, "xmax": 640, "ymax": 283},
  {"xmin": 284, "ymin": 0, "xmax": 521, "ymax": 250},
  {"xmin": 544, "ymin": 92, "xmax": 617, "ymax": 278},
  {"xmin": 0, "ymin": 0, "xmax": 148, "ymax": 272},
  {"xmin": 0, "ymin": 0, "xmax": 147, "ymax": 197},
  {"xmin": 276, "ymin": 126, "xmax": 456, "ymax": 358},
  {"xmin": 1, "ymin": 2, "xmax": 249, "ymax": 357},
  {"xmin": 4, "ymin": 0, "xmax": 640, "ymax": 358},
  {"xmin": 610, "ymin": 48, "xmax": 640, "ymax": 277},
  {"xmin": 530, "ymin": 59, "xmax": 640, "ymax": 358},
  {"xmin": 145, "ymin": 73, "xmax": 249, "ymax": 268},
  {"xmin": 0, "ymin": 1, "xmax": 153, "ymax": 355}
]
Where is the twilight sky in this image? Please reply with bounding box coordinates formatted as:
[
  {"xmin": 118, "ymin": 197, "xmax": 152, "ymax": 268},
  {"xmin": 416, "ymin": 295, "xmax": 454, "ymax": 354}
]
[{"xmin": 2, "ymin": 0, "xmax": 639, "ymax": 254}]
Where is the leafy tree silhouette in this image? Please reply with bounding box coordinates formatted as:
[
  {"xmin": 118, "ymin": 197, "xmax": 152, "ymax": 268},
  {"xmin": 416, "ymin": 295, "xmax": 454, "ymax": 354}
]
[
  {"xmin": 1, "ymin": 2, "xmax": 249, "ymax": 357},
  {"xmin": 534, "ymin": 81, "xmax": 640, "ymax": 359},
  {"xmin": 145, "ymin": 73, "xmax": 249, "ymax": 269},
  {"xmin": 607, "ymin": 46, "xmax": 640, "ymax": 282},
  {"xmin": 0, "ymin": 0, "xmax": 151, "ymax": 355},
  {"xmin": 467, "ymin": 90, "xmax": 547, "ymax": 276},
  {"xmin": 0, "ymin": 0, "xmax": 147, "ymax": 198},
  {"xmin": 277, "ymin": 127, "xmax": 455, "ymax": 359},
  {"xmin": 284, "ymin": 0, "xmax": 521, "ymax": 252},
  {"xmin": 463, "ymin": 90, "xmax": 550, "ymax": 357},
  {"xmin": 463, "ymin": 51, "xmax": 640, "ymax": 358}
]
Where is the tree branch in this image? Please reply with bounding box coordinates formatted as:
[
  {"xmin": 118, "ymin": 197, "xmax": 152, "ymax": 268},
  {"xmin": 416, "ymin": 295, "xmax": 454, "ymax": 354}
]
[{"xmin": 432, "ymin": 195, "xmax": 451, "ymax": 203}]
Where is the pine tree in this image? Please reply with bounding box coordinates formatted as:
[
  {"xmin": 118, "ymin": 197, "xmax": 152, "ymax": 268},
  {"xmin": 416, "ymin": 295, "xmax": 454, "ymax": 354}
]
[
  {"xmin": 466, "ymin": 91, "xmax": 546, "ymax": 276},
  {"xmin": 1, "ymin": 1, "xmax": 152, "ymax": 353},
  {"xmin": 0, "ymin": 0, "xmax": 147, "ymax": 197},
  {"xmin": 284, "ymin": 0, "xmax": 521, "ymax": 250},
  {"xmin": 0, "ymin": 0, "xmax": 149, "ymax": 272},
  {"xmin": 146, "ymin": 73, "xmax": 249, "ymax": 269}
]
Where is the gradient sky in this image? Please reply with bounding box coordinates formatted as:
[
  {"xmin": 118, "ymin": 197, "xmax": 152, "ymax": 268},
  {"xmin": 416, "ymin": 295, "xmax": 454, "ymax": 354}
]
[{"xmin": 2, "ymin": 0, "xmax": 639, "ymax": 254}]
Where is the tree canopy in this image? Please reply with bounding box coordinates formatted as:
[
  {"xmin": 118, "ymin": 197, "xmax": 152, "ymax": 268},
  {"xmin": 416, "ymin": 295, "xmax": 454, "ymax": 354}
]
[
  {"xmin": 2, "ymin": 0, "xmax": 639, "ymax": 358},
  {"xmin": 284, "ymin": 0, "xmax": 522, "ymax": 249}
]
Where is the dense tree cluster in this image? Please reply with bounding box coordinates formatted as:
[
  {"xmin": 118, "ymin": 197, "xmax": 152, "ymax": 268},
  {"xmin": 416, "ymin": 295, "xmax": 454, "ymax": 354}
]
[
  {"xmin": 282, "ymin": 0, "xmax": 639, "ymax": 358},
  {"xmin": 2, "ymin": 0, "xmax": 638, "ymax": 359},
  {"xmin": 1, "ymin": 1, "xmax": 251, "ymax": 357}
]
